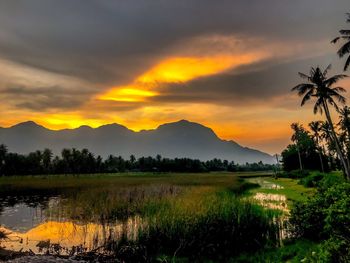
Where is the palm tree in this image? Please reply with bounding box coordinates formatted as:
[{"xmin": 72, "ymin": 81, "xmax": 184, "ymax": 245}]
[
  {"xmin": 292, "ymin": 65, "xmax": 350, "ymax": 180},
  {"xmin": 309, "ymin": 121, "xmax": 325, "ymax": 172},
  {"xmin": 332, "ymin": 13, "xmax": 350, "ymax": 70},
  {"xmin": 338, "ymin": 106, "xmax": 350, "ymax": 164},
  {"xmin": 338, "ymin": 106, "xmax": 350, "ymax": 142},
  {"xmin": 320, "ymin": 121, "xmax": 337, "ymax": 158},
  {"xmin": 291, "ymin": 123, "xmax": 304, "ymax": 171}
]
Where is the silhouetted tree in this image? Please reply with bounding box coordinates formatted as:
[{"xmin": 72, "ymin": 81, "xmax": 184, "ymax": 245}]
[
  {"xmin": 0, "ymin": 145, "xmax": 275, "ymax": 176},
  {"xmin": 332, "ymin": 13, "xmax": 350, "ymax": 70},
  {"xmin": 309, "ymin": 121, "xmax": 325, "ymax": 172},
  {"xmin": 42, "ymin": 148, "xmax": 53, "ymax": 173},
  {"xmin": 291, "ymin": 123, "xmax": 304, "ymax": 171},
  {"xmin": 292, "ymin": 65, "xmax": 350, "ymax": 180}
]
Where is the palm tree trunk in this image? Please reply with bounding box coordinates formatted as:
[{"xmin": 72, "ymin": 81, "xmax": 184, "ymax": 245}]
[
  {"xmin": 315, "ymin": 137, "xmax": 324, "ymax": 173},
  {"xmin": 322, "ymin": 100, "xmax": 350, "ymax": 180},
  {"xmin": 296, "ymin": 145, "xmax": 303, "ymax": 171},
  {"xmin": 318, "ymin": 151, "xmax": 325, "ymax": 173}
]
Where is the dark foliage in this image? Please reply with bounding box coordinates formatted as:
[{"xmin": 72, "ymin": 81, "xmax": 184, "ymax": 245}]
[
  {"xmin": 289, "ymin": 176, "xmax": 350, "ymax": 262},
  {"xmin": 0, "ymin": 144, "xmax": 274, "ymax": 176},
  {"xmin": 282, "ymin": 144, "xmax": 329, "ymax": 172}
]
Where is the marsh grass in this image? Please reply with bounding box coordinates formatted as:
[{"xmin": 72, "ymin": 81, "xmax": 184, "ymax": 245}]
[
  {"xmin": 103, "ymin": 187, "xmax": 280, "ymax": 261},
  {"xmin": 54, "ymin": 184, "xmax": 184, "ymax": 221},
  {"xmin": 0, "ymin": 173, "xmax": 280, "ymax": 261}
]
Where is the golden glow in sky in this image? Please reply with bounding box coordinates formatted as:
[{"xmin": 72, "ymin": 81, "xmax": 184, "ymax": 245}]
[
  {"xmin": 0, "ymin": 39, "xmax": 339, "ymax": 154},
  {"xmin": 1, "ymin": 1, "xmax": 349, "ymax": 155},
  {"xmin": 98, "ymin": 54, "xmax": 264, "ymax": 103}
]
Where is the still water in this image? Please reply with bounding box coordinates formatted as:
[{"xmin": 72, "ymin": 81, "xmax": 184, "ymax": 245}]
[
  {"xmin": 0, "ymin": 182, "xmax": 179, "ymax": 255},
  {"xmin": 0, "ymin": 176, "xmax": 288, "ymax": 255}
]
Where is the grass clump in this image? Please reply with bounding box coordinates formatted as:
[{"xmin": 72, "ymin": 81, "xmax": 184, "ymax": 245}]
[
  {"xmin": 232, "ymin": 239, "xmax": 318, "ymax": 263},
  {"xmin": 131, "ymin": 188, "xmax": 279, "ymax": 261}
]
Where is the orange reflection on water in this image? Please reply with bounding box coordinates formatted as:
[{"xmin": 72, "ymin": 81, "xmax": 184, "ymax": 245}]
[{"xmin": 0, "ymin": 217, "xmax": 142, "ymax": 254}]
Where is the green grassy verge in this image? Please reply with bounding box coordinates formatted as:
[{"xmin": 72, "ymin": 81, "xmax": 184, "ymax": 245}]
[{"xmin": 247, "ymin": 177, "xmax": 316, "ymax": 205}]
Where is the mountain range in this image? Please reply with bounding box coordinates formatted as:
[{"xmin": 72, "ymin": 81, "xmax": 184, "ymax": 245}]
[{"xmin": 0, "ymin": 120, "xmax": 274, "ymax": 164}]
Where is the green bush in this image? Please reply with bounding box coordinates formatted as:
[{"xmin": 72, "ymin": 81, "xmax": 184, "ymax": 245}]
[
  {"xmin": 232, "ymin": 239, "xmax": 318, "ymax": 263},
  {"xmin": 280, "ymin": 170, "xmax": 310, "ymax": 179},
  {"xmin": 289, "ymin": 181, "xmax": 350, "ymax": 262},
  {"xmin": 299, "ymin": 172, "xmax": 324, "ymax": 187}
]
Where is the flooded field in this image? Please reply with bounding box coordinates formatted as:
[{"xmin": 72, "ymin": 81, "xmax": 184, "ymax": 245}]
[
  {"xmin": 0, "ymin": 174, "xmax": 190, "ymax": 254},
  {"xmin": 0, "ymin": 173, "xmax": 279, "ymax": 260},
  {"xmin": 248, "ymin": 178, "xmax": 288, "ymax": 212},
  {"xmin": 246, "ymin": 177, "xmax": 292, "ymax": 243}
]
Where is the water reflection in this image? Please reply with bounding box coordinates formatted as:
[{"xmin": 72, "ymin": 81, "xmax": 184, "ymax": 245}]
[
  {"xmin": 247, "ymin": 178, "xmax": 291, "ymax": 243},
  {"xmin": 0, "ymin": 217, "xmax": 142, "ymax": 255},
  {"xmin": 0, "ymin": 184, "xmax": 179, "ymax": 255},
  {"xmin": 253, "ymin": 193, "xmax": 288, "ymax": 212},
  {"xmin": 248, "ymin": 178, "xmax": 284, "ymax": 190}
]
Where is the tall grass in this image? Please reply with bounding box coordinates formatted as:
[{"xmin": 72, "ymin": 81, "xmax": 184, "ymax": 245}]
[
  {"xmin": 0, "ymin": 173, "xmax": 280, "ymax": 261},
  {"xmin": 107, "ymin": 187, "xmax": 279, "ymax": 261}
]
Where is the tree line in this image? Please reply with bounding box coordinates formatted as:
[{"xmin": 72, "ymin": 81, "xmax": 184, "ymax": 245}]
[
  {"xmin": 0, "ymin": 144, "xmax": 274, "ymax": 176},
  {"xmin": 283, "ymin": 13, "xmax": 350, "ymax": 181}
]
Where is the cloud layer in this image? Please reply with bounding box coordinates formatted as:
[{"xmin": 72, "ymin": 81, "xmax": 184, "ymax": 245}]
[{"xmin": 0, "ymin": 0, "xmax": 349, "ymax": 153}]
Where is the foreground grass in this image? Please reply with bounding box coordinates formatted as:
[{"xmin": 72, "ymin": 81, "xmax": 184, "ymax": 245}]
[
  {"xmin": 0, "ymin": 172, "xmax": 244, "ymax": 190},
  {"xmin": 232, "ymin": 239, "xmax": 319, "ymax": 263},
  {"xmin": 0, "ymin": 172, "xmax": 280, "ymax": 261},
  {"xmin": 111, "ymin": 186, "xmax": 279, "ymax": 261}
]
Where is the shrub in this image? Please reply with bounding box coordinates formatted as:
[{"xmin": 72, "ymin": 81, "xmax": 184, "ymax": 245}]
[
  {"xmin": 299, "ymin": 172, "xmax": 324, "ymax": 187},
  {"xmin": 289, "ymin": 182, "xmax": 350, "ymax": 262},
  {"xmin": 280, "ymin": 170, "xmax": 310, "ymax": 179}
]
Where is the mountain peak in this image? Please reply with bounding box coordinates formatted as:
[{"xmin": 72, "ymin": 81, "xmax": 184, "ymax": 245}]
[
  {"xmin": 77, "ymin": 125, "xmax": 93, "ymax": 130},
  {"xmin": 159, "ymin": 119, "xmax": 206, "ymax": 129},
  {"xmin": 0, "ymin": 120, "xmax": 274, "ymax": 163},
  {"xmin": 156, "ymin": 120, "xmax": 219, "ymax": 139},
  {"xmin": 11, "ymin": 121, "xmax": 44, "ymax": 129},
  {"xmin": 96, "ymin": 123, "xmax": 132, "ymax": 133}
]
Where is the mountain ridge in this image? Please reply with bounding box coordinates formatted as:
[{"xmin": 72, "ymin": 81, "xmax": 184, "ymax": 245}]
[{"xmin": 0, "ymin": 120, "xmax": 274, "ymax": 164}]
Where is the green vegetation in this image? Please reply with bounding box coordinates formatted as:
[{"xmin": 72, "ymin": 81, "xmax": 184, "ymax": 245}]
[
  {"xmin": 289, "ymin": 175, "xmax": 350, "ymax": 262},
  {"xmin": 0, "ymin": 172, "xmax": 245, "ymax": 191},
  {"xmin": 0, "ymin": 144, "xmax": 275, "ymax": 176},
  {"xmin": 248, "ymin": 177, "xmax": 315, "ymax": 204},
  {"xmin": 134, "ymin": 188, "xmax": 278, "ymax": 261},
  {"xmin": 232, "ymin": 239, "xmax": 319, "ymax": 263},
  {"xmin": 0, "ymin": 172, "xmax": 280, "ymax": 261}
]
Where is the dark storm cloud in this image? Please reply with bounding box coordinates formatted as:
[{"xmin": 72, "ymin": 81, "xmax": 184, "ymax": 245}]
[
  {"xmin": 0, "ymin": 0, "xmax": 348, "ymax": 86},
  {"xmin": 152, "ymin": 54, "xmax": 344, "ymax": 105},
  {"xmin": 1, "ymin": 85, "xmax": 94, "ymax": 111}
]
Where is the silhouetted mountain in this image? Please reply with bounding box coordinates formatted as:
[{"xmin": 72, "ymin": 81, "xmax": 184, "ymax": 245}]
[{"xmin": 0, "ymin": 120, "xmax": 274, "ymax": 164}]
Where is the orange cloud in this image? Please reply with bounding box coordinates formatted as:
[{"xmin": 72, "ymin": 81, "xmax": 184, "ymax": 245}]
[{"xmin": 98, "ymin": 53, "xmax": 266, "ymax": 103}]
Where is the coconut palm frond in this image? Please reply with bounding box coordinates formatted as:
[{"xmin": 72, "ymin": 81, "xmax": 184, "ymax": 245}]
[
  {"xmin": 332, "ymin": 86, "xmax": 347, "ymax": 93},
  {"xmin": 313, "ymin": 99, "xmax": 323, "ymax": 115},
  {"xmin": 337, "ymin": 41, "xmax": 350, "ymax": 58},
  {"xmin": 291, "ymin": 84, "xmax": 314, "ymax": 96},
  {"xmin": 301, "ymin": 89, "xmax": 314, "ymax": 106},
  {"xmin": 325, "ymin": 74, "xmax": 348, "ymax": 86},
  {"xmin": 344, "ymin": 55, "xmax": 350, "ymax": 71},
  {"xmin": 332, "ymin": 37, "xmax": 341, "ymax": 44},
  {"xmin": 323, "ymin": 64, "xmax": 332, "ymax": 76},
  {"xmin": 298, "ymin": 72, "xmax": 310, "ymax": 80}
]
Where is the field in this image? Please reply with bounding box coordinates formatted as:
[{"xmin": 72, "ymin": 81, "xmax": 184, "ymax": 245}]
[{"xmin": 0, "ymin": 172, "xmax": 281, "ymax": 261}]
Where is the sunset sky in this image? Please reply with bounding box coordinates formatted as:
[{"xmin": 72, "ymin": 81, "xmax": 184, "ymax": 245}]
[{"xmin": 0, "ymin": 0, "xmax": 350, "ymax": 154}]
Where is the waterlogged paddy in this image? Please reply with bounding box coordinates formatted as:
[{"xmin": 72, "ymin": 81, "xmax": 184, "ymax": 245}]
[
  {"xmin": 0, "ymin": 172, "xmax": 250, "ymax": 255},
  {"xmin": 247, "ymin": 178, "xmax": 289, "ymax": 213}
]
